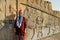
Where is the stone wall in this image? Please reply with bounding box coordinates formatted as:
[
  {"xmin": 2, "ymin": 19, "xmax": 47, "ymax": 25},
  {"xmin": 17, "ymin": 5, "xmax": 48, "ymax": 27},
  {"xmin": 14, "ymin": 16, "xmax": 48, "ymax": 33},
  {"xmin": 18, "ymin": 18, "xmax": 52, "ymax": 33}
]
[
  {"xmin": 24, "ymin": 0, "xmax": 60, "ymax": 40},
  {"xmin": 0, "ymin": 0, "xmax": 60, "ymax": 40}
]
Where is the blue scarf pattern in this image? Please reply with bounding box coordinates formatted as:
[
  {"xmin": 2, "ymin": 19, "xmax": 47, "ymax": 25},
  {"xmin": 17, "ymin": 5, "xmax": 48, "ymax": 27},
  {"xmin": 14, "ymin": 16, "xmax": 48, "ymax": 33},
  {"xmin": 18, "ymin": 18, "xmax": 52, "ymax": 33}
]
[{"xmin": 16, "ymin": 16, "xmax": 23, "ymax": 28}]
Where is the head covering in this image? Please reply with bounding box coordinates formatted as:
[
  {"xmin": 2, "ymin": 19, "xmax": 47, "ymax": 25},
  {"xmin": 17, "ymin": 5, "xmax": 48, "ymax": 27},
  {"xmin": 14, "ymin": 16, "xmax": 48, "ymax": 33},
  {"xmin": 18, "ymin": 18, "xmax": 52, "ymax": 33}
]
[
  {"xmin": 19, "ymin": 10, "xmax": 22, "ymax": 14},
  {"xmin": 16, "ymin": 10, "xmax": 23, "ymax": 28}
]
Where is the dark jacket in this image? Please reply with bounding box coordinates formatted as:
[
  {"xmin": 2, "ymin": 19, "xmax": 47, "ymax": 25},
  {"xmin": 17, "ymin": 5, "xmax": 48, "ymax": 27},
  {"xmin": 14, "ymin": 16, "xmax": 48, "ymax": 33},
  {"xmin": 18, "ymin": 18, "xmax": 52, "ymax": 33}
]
[{"xmin": 14, "ymin": 17, "xmax": 27, "ymax": 35}]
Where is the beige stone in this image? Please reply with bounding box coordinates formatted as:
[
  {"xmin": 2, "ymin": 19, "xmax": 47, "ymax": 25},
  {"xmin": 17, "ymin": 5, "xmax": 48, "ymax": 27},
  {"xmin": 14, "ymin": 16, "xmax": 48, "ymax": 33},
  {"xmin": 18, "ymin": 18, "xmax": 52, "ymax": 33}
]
[{"xmin": 0, "ymin": 0, "xmax": 60, "ymax": 40}]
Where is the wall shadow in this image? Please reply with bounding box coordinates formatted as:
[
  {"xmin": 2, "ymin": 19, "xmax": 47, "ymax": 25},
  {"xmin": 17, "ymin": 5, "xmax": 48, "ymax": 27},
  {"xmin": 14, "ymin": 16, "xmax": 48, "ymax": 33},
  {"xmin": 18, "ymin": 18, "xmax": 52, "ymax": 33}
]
[{"xmin": 0, "ymin": 12, "xmax": 16, "ymax": 40}]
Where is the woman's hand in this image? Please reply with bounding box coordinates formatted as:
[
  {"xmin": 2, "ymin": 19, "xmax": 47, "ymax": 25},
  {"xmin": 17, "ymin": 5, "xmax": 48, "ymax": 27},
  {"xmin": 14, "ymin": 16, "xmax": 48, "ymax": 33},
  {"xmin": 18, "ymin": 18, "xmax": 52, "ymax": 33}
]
[{"xmin": 13, "ymin": 28, "xmax": 16, "ymax": 33}]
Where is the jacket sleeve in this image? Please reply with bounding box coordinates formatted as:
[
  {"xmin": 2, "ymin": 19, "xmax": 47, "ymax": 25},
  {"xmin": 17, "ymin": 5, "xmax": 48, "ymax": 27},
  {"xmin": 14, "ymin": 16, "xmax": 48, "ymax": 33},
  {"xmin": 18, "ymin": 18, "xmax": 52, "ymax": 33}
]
[
  {"xmin": 14, "ymin": 20, "xmax": 16, "ymax": 28},
  {"xmin": 13, "ymin": 20, "xmax": 16, "ymax": 33},
  {"xmin": 24, "ymin": 17, "xmax": 27, "ymax": 30}
]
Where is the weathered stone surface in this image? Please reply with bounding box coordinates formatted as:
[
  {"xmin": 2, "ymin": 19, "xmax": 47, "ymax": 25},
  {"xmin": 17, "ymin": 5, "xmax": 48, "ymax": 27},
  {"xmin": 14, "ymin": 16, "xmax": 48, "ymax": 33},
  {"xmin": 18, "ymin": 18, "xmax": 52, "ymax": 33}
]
[{"xmin": 0, "ymin": 0, "xmax": 60, "ymax": 40}]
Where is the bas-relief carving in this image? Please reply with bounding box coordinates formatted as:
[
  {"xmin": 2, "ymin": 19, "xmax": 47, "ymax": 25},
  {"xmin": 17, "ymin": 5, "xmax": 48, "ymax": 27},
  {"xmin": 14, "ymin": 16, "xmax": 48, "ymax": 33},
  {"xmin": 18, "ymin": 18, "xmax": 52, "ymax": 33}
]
[
  {"xmin": 36, "ymin": 16, "xmax": 43, "ymax": 25},
  {"xmin": 0, "ymin": 0, "xmax": 60, "ymax": 40}
]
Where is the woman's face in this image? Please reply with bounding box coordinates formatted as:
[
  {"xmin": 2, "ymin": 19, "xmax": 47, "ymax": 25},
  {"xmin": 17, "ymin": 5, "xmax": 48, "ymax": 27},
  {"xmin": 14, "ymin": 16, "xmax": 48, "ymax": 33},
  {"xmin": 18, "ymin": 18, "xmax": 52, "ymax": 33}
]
[{"xmin": 19, "ymin": 10, "xmax": 23, "ymax": 16}]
